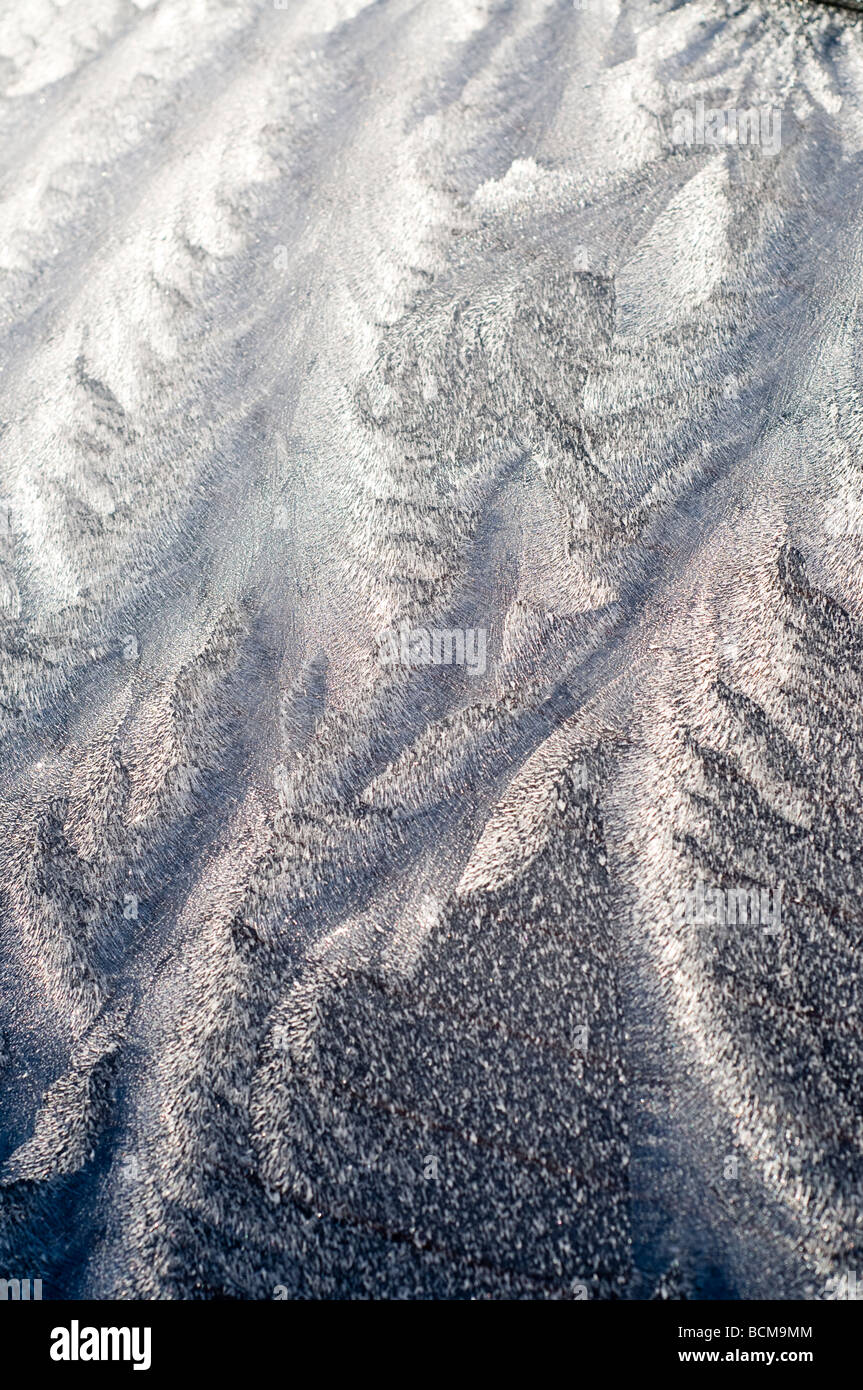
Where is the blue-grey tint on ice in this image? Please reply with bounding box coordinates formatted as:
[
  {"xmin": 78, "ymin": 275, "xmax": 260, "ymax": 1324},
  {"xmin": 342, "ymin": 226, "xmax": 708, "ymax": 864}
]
[{"xmin": 0, "ymin": 0, "xmax": 862, "ymax": 1299}]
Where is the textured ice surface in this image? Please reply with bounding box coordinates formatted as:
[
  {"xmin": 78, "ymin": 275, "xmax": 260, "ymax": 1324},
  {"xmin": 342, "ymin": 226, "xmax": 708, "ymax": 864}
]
[{"xmin": 1, "ymin": 0, "xmax": 863, "ymax": 1299}]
